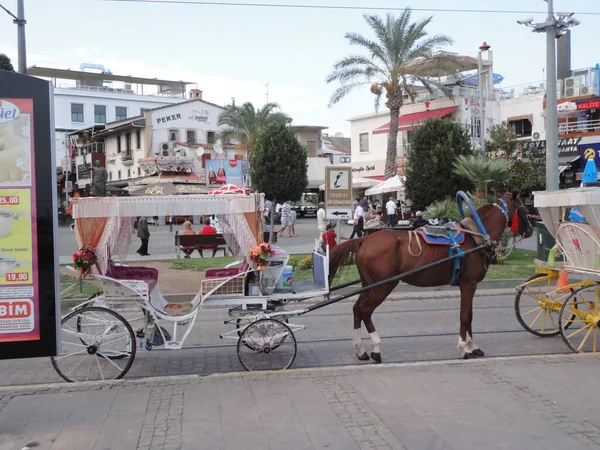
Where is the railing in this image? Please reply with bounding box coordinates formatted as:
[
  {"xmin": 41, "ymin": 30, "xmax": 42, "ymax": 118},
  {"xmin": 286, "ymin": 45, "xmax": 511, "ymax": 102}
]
[
  {"xmin": 122, "ymin": 151, "xmax": 134, "ymax": 164},
  {"xmin": 558, "ymin": 119, "xmax": 600, "ymax": 135},
  {"xmin": 54, "ymin": 83, "xmax": 187, "ymax": 99}
]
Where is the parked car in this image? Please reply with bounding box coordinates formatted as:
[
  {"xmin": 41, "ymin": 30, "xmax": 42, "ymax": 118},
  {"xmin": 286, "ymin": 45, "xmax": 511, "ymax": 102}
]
[{"xmin": 292, "ymin": 192, "xmax": 319, "ymax": 218}]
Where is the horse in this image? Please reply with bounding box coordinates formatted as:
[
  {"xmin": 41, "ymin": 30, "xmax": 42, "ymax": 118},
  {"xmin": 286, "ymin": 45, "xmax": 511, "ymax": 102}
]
[{"xmin": 328, "ymin": 192, "xmax": 533, "ymax": 362}]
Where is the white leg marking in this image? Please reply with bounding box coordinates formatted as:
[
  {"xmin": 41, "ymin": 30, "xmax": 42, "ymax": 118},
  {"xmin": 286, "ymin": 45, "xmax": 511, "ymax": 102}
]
[
  {"xmin": 353, "ymin": 328, "xmax": 365, "ymax": 355},
  {"xmin": 467, "ymin": 332, "xmax": 479, "ymax": 351},
  {"xmin": 369, "ymin": 331, "xmax": 381, "ymax": 354},
  {"xmin": 457, "ymin": 334, "xmax": 478, "ymax": 357}
]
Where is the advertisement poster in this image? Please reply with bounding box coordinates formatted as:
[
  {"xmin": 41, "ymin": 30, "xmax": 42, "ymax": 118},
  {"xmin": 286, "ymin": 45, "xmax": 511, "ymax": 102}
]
[
  {"xmin": 206, "ymin": 159, "xmax": 247, "ymax": 187},
  {"xmin": 0, "ymin": 99, "xmax": 39, "ymax": 342}
]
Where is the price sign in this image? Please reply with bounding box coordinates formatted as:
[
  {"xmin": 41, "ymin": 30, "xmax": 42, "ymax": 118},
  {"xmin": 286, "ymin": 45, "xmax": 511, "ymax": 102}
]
[
  {"xmin": 6, "ymin": 273, "xmax": 29, "ymax": 282},
  {"xmin": 0, "ymin": 196, "xmax": 19, "ymax": 205}
]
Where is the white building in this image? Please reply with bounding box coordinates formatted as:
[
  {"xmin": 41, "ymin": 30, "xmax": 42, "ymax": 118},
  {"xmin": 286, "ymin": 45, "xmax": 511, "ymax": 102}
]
[
  {"xmin": 27, "ymin": 63, "xmax": 195, "ymax": 167},
  {"xmin": 75, "ymin": 98, "xmax": 246, "ymax": 189}
]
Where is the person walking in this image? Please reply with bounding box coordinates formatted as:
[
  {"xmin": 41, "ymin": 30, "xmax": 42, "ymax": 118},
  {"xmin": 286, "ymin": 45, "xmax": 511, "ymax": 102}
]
[
  {"xmin": 277, "ymin": 200, "xmax": 292, "ymax": 237},
  {"xmin": 288, "ymin": 208, "xmax": 297, "ymax": 237},
  {"xmin": 352, "ymin": 201, "xmax": 365, "ymax": 238},
  {"xmin": 317, "ymin": 202, "xmax": 327, "ymax": 235},
  {"xmin": 386, "ymin": 196, "xmax": 398, "ymax": 227},
  {"xmin": 136, "ymin": 216, "xmax": 150, "ymax": 256}
]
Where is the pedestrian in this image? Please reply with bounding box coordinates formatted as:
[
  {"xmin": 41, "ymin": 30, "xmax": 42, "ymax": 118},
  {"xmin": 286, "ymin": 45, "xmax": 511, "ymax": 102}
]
[
  {"xmin": 317, "ymin": 202, "xmax": 327, "ymax": 235},
  {"xmin": 277, "ymin": 200, "xmax": 292, "ymax": 237},
  {"xmin": 352, "ymin": 201, "xmax": 365, "ymax": 238},
  {"xmin": 320, "ymin": 222, "xmax": 337, "ymax": 252},
  {"xmin": 289, "ymin": 209, "xmax": 297, "ymax": 237},
  {"xmin": 179, "ymin": 221, "xmax": 196, "ymax": 258},
  {"xmin": 386, "ymin": 196, "xmax": 398, "ymax": 227},
  {"xmin": 136, "ymin": 216, "xmax": 150, "ymax": 256}
]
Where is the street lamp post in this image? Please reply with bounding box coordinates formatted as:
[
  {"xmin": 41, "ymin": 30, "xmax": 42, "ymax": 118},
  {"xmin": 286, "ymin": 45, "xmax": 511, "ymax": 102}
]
[
  {"xmin": 0, "ymin": 0, "xmax": 26, "ymax": 73},
  {"xmin": 518, "ymin": 0, "xmax": 579, "ymax": 191}
]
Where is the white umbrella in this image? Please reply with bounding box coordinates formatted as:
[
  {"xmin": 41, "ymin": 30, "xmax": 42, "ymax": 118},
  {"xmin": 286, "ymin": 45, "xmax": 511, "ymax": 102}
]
[{"xmin": 365, "ymin": 175, "xmax": 405, "ymax": 196}]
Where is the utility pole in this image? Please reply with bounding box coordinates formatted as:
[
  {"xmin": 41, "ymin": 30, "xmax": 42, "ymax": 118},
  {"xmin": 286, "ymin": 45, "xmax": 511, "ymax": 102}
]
[
  {"xmin": 265, "ymin": 82, "xmax": 269, "ymax": 104},
  {"xmin": 0, "ymin": 0, "xmax": 26, "ymax": 73},
  {"xmin": 477, "ymin": 43, "xmax": 488, "ymax": 159},
  {"xmin": 518, "ymin": 0, "xmax": 579, "ymax": 191}
]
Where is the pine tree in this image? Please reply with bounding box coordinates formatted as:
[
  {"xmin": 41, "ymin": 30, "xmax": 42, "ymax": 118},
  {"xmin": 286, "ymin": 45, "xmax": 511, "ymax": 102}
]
[{"xmin": 0, "ymin": 54, "xmax": 15, "ymax": 72}]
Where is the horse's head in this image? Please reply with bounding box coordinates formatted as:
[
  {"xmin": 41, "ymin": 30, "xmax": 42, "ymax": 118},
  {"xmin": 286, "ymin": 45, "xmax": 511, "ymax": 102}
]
[{"xmin": 499, "ymin": 192, "xmax": 533, "ymax": 238}]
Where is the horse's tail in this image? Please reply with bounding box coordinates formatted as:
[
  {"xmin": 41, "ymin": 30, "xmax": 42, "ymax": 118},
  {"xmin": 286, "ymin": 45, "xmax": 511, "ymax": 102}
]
[{"xmin": 329, "ymin": 238, "xmax": 363, "ymax": 283}]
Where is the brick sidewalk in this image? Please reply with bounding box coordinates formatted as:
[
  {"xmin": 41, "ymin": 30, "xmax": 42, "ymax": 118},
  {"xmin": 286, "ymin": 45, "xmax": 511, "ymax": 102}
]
[{"xmin": 1, "ymin": 354, "xmax": 600, "ymax": 450}]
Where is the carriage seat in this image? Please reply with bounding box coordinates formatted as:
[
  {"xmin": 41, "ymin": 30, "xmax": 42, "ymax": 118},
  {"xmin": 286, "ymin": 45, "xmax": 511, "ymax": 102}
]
[
  {"xmin": 205, "ymin": 261, "xmax": 250, "ymax": 279},
  {"xmin": 418, "ymin": 223, "xmax": 465, "ymax": 246},
  {"xmin": 104, "ymin": 262, "xmax": 159, "ymax": 293}
]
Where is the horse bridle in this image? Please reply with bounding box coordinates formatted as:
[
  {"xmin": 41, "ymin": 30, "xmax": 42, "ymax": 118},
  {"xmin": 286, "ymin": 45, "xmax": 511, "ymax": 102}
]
[{"xmin": 493, "ymin": 198, "xmax": 510, "ymax": 229}]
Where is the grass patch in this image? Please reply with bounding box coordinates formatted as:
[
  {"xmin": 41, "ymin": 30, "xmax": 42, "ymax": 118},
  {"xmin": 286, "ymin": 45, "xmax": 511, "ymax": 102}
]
[
  {"xmin": 486, "ymin": 249, "xmax": 536, "ymax": 280},
  {"xmin": 60, "ymin": 275, "xmax": 101, "ymax": 299}
]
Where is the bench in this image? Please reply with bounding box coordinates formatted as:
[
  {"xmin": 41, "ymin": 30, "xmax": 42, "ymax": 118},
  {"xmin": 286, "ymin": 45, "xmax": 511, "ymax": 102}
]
[{"xmin": 174, "ymin": 232, "xmax": 230, "ymax": 259}]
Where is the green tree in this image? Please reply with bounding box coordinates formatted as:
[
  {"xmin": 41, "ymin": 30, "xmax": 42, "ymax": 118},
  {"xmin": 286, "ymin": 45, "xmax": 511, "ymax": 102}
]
[
  {"xmin": 487, "ymin": 122, "xmax": 519, "ymax": 158},
  {"xmin": 326, "ymin": 9, "xmax": 453, "ymax": 179},
  {"xmin": 217, "ymin": 102, "xmax": 291, "ymax": 164},
  {"xmin": 252, "ymin": 122, "xmax": 308, "ymax": 242},
  {"xmin": 0, "ymin": 54, "xmax": 15, "ymax": 72},
  {"xmin": 404, "ymin": 118, "xmax": 473, "ymax": 209},
  {"xmin": 453, "ymin": 154, "xmax": 511, "ymax": 201}
]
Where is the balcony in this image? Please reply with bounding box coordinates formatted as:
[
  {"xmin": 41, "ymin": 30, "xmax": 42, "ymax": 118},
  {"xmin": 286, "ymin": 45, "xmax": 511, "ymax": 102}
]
[
  {"xmin": 558, "ymin": 119, "xmax": 600, "ymax": 136},
  {"xmin": 121, "ymin": 151, "xmax": 134, "ymax": 165}
]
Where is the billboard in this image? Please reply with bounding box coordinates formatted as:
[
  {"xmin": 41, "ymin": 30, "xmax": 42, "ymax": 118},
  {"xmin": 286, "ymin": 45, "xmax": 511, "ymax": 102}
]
[
  {"xmin": 205, "ymin": 159, "xmax": 248, "ymax": 187},
  {"xmin": 0, "ymin": 72, "xmax": 60, "ymax": 359}
]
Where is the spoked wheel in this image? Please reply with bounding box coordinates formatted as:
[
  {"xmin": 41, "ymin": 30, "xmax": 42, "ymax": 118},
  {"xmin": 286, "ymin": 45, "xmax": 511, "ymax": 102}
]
[
  {"xmin": 237, "ymin": 318, "xmax": 296, "ymax": 371},
  {"xmin": 515, "ymin": 273, "xmax": 577, "ymax": 337},
  {"xmin": 236, "ymin": 316, "xmax": 289, "ymax": 350},
  {"xmin": 51, "ymin": 306, "xmax": 136, "ymax": 382},
  {"xmin": 559, "ymin": 284, "xmax": 600, "ymax": 353}
]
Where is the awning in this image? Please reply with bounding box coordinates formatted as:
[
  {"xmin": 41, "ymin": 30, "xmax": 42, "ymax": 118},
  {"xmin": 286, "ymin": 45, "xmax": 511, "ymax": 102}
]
[
  {"xmin": 372, "ymin": 106, "xmax": 457, "ymax": 135},
  {"xmin": 364, "ymin": 175, "xmax": 405, "ymax": 196}
]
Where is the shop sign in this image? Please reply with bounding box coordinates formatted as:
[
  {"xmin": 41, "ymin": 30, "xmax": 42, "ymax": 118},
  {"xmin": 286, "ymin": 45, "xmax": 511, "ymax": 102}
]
[
  {"xmin": 577, "ymin": 100, "xmax": 600, "ymax": 110},
  {"xmin": 579, "ymin": 142, "xmax": 600, "ymax": 167},
  {"xmin": 205, "ymin": 159, "xmax": 246, "ymax": 187},
  {"xmin": 351, "ymin": 159, "xmax": 384, "ymax": 176},
  {"xmin": 522, "ymin": 138, "xmax": 581, "ymax": 157},
  {"xmin": 325, "ymin": 166, "xmax": 353, "ymax": 220},
  {"xmin": 155, "ymin": 112, "xmax": 182, "ymax": 124},
  {"xmin": 0, "ymin": 71, "xmax": 60, "ymax": 359}
]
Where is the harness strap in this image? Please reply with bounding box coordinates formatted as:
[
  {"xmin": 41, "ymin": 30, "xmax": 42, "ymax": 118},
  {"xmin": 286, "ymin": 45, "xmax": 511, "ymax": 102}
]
[{"xmin": 407, "ymin": 230, "xmax": 423, "ymax": 257}]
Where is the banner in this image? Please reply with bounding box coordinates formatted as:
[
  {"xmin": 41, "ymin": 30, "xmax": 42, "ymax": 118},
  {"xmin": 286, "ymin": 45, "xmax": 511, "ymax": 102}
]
[
  {"xmin": 205, "ymin": 159, "xmax": 245, "ymax": 187},
  {"xmin": 0, "ymin": 71, "xmax": 59, "ymax": 360},
  {"xmin": 580, "ymin": 143, "xmax": 600, "ymax": 167}
]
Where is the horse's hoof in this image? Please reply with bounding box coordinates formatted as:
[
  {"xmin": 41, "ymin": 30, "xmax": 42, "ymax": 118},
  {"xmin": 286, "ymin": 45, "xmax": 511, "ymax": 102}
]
[
  {"xmin": 357, "ymin": 352, "xmax": 370, "ymax": 361},
  {"xmin": 370, "ymin": 352, "xmax": 382, "ymax": 363},
  {"xmin": 463, "ymin": 352, "xmax": 474, "ymax": 360},
  {"xmin": 472, "ymin": 348, "xmax": 485, "ymax": 357}
]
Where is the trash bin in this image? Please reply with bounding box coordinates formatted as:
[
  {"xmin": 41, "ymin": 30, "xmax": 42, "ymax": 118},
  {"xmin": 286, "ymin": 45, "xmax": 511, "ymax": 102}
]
[{"xmin": 536, "ymin": 221, "xmax": 563, "ymax": 262}]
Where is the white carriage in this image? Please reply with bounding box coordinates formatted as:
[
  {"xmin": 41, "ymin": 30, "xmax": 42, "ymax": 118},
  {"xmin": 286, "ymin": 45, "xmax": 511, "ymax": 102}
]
[
  {"xmin": 53, "ymin": 193, "xmax": 330, "ymax": 382},
  {"xmin": 515, "ymin": 186, "xmax": 600, "ymax": 353}
]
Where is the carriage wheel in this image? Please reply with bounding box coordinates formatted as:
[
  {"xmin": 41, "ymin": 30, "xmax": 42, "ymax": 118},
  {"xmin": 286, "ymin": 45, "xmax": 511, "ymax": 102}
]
[
  {"xmin": 51, "ymin": 306, "xmax": 136, "ymax": 382},
  {"xmin": 514, "ymin": 273, "xmax": 574, "ymax": 337},
  {"xmin": 237, "ymin": 319, "xmax": 296, "ymax": 371},
  {"xmin": 559, "ymin": 285, "xmax": 600, "ymax": 353},
  {"xmin": 236, "ymin": 316, "xmax": 289, "ymax": 350}
]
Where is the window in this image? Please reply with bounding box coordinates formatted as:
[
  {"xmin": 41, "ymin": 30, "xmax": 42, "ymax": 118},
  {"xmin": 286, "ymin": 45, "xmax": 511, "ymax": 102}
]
[
  {"xmin": 126, "ymin": 133, "xmax": 132, "ymax": 152},
  {"xmin": 94, "ymin": 105, "xmax": 107, "ymax": 124},
  {"xmin": 127, "ymin": 169, "xmax": 131, "ymax": 179},
  {"xmin": 140, "ymin": 108, "xmax": 147, "ymax": 115},
  {"xmin": 116, "ymin": 135, "xmax": 122, "ymax": 153},
  {"xmin": 169, "ymin": 129, "xmax": 179, "ymax": 141},
  {"xmin": 135, "ymin": 129, "xmax": 141, "ymax": 149},
  {"xmin": 118, "ymin": 170, "xmax": 121, "ymax": 180},
  {"xmin": 115, "ymin": 106, "xmax": 127, "ymax": 121},
  {"xmin": 509, "ymin": 119, "xmax": 532, "ymax": 137},
  {"xmin": 186, "ymin": 130, "xmax": 196, "ymax": 144},
  {"xmin": 470, "ymin": 119, "xmax": 481, "ymax": 139},
  {"xmin": 207, "ymin": 131, "xmax": 216, "ymax": 144},
  {"xmin": 137, "ymin": 167, "xmax": 141, "ymax": 176},
  {"xmin": 306, "ymin": 140, "xmax": 317, "ymax": 157},
  {"xmin": 359, "ymin": 133, "xmax": 369, "ymax": 153},
  {"xmin": 71, "ymin": 104, "xmax": 84, "ymax": 123},
  {"xmin": 109, "ymin": 172, "xmax": 113, "ymax": 181}
]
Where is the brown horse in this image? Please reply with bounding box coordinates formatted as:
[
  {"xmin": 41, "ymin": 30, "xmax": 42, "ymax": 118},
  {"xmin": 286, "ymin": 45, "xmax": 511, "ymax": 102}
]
[{"xmin": 329, "ymin": 192, "xmax": 533, "ymax": 362}]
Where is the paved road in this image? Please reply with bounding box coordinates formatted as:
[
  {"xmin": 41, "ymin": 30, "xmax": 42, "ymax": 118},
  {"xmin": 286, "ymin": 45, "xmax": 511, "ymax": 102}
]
[{"xmin": 0, "ymin": 292, "xmax": 573, "ymax": 387}]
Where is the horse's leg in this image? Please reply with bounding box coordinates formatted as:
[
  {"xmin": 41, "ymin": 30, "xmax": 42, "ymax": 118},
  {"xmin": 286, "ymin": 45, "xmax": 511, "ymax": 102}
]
[
  {"xmin": 359, "ymin": 284, "xmax": 396, "ymax": 364},
  {"xmin": 352, "ymin": 299, "xmax": 369, "ymax": 360},
  {"xmin": 457, "ymin": 281, "xmax": 484, "ymax": 359}
]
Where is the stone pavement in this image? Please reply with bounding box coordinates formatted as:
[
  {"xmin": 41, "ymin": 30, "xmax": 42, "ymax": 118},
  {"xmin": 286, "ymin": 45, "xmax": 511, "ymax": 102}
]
[{"xmin": 1, "ymin": 354, "xmax": 600, "ymax": 450}]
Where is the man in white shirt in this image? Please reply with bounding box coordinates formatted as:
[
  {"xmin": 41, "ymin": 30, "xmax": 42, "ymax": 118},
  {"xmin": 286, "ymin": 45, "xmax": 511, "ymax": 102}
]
[
  {"xmin": 317, "ymin": 202, "xmax": 327, "ymax": 234},
  {"xmin": 386, "ymin": 197, "xmax": 398, "ymax": 227},
  {"xmin": 351, "ymin": 203, "xmax": 365, "ymax": 238}
]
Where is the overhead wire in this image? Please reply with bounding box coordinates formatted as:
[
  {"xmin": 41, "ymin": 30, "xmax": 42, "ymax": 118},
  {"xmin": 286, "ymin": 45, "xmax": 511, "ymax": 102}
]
[{"xmin": 98, "ymin": 0, "xmax": 600, "ymax": 16}]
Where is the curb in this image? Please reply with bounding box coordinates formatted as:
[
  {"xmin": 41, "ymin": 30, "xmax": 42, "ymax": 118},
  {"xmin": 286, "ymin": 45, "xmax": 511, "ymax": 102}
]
[{"xmin": 1, "ymin": 353, "xmax": 595, "ymax": 396}]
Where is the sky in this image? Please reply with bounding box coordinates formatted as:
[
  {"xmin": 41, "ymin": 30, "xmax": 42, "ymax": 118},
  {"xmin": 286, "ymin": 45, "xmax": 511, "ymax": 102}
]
[{"xmin": 0, "ymin": 0, "xmax": 599, "ymax": 136}]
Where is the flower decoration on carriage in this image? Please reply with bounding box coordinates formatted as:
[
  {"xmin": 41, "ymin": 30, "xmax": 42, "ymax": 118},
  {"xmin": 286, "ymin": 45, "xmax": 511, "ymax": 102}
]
[
  {"xmin": 249, "ymin": 243, "xmax": 274, "ymax": 268},
  {"xmin": 72, "ymin": 246, "xmax": 98, "ymax": 278}
]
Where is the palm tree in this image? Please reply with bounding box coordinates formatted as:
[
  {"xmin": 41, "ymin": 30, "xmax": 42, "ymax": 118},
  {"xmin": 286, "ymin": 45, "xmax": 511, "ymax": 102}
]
[
  {"xmin": 453, "ymin": 155, "xmax": 512, "ymax": 201},
  {"xmin": 326, "ymin": 9, "xmax": 453, "ymax": 179},
  {"xmin": 217, "ymin": 102, "xmax": 291, "ymax": 163}
]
